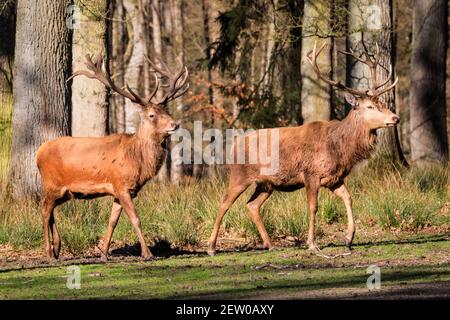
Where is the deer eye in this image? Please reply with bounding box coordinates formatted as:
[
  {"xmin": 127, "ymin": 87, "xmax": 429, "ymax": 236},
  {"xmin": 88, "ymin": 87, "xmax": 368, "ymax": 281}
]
[
  {"xmin": 367, "ymin": 105, "xmax": 374, "ymax": 109},
  {"xmin": 149, "ymin": 113, "xmax": 156, "ymax": 118}
]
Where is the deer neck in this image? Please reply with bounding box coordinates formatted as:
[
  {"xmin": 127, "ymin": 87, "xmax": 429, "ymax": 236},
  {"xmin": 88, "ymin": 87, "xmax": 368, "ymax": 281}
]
[
  {"xmin": 131, "ymin": 126, "xmax": 167, "ymax": 183},
  {"xmin": 329, "ymin": 110, "xmax": 378, "ymax": 170}
]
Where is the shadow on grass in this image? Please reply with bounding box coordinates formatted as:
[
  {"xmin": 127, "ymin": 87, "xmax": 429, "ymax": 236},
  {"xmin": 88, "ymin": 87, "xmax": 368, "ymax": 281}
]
[
  {"xmin": 323, "ymin": 233, "xmax": 450, "ymax": 250},
  {"xmin": 92, "ymin": 264, "xmax": 450, "ymax": 300}
]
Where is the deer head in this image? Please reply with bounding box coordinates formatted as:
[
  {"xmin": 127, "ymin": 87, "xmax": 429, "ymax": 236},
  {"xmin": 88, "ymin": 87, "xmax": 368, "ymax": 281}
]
[
  {"xmin": 306, "ymin": 41, "xmax": 400, "ymax": 130},
  {"xmin": 68, "ymin": 53, "xmax": 190, "ymax": 137}
]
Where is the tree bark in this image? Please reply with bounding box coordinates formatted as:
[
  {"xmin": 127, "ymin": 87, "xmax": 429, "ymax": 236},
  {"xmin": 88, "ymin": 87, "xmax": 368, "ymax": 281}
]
[
  {"xmin": 0, "ymin": 0, "xmax": 15, "ymax": 186},
  {"xmin": 123, "ymin": 0, "xmax": 148, "ymax": 134},
  {"xmin": 71, "ymin": 0, "xmax": 109, "ymax": 137},
  {"xmin": 9, "ymin": 0, "xmax": 72, "ymax": 199},
  {"xmin": 110, "ymin": 0, "xmax": 127, "ymax": 133},
  {"xmin": 0, "ymin": 0, "xmax": 15, "ymax": 105},
  {"xmin": 170, "ymin": 0, "xmax": 185, "ymax": 185},
  {"xmin": 410, "ymin": 0, "xmax": 448, "ymax": 165},
  {"xmin": 301, "ymin": 0, "xmax": 332, "ymax": 122}
]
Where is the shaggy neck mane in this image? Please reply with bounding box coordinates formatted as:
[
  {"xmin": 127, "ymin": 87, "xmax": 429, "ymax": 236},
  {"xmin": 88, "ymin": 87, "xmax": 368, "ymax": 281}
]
[
  {"xmin": 125, "ymin": 126, "xmax": 166, "ymax": 184},
  {"xmin": 327, "ymin": 110, "xmax": 377, "ymax": 170}
]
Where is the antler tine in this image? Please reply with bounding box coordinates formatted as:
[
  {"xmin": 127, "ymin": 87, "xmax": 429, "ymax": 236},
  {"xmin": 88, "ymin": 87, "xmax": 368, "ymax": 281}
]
[
  {"xmin": 145, "ymin": 73, "xmax": 160, "ymax": 104},
  {"xmin": 307, "ymin": 41, "xmax": 369, "ymax": 97},
  {"xmin": 373, "ymin": 75, "xmax": 398, "ymax": 97},
  {"xmin": 165, "ymin": 66, "xmax": 189, "ymax": 102},
  {"xmin": 145, "ymin": 54, "xmax": 190, "ymax": 104},
  {"xmin": 375, "ymin": 64, "xmax": 393, "ymax": 90},
  {"xmin": 68, "ymin": 53, "xmax": 148, "ymax": 106}
]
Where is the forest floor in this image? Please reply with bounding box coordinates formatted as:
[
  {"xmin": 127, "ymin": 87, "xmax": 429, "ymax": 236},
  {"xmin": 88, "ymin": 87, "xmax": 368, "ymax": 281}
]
[{"xmin": 1, "ymin": 233, "xmax": 450, "ymax": 299}]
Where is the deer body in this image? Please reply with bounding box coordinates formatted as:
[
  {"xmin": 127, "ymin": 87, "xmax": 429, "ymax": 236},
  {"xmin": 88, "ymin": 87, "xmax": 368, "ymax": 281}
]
[
  {"xmin": 235, "ymin": 111, "xmax": 377, "ymax": 192},
  {"xmin": 207, "ymin": 41, "xmax": 400, "ymax": 256},
  {"xmin": 37, "ymin": 128, "xmax": 167, "ymax": 201},
  {"xmin": 37, "ymin": 54, "xmax": 189, "ymax": 260}
]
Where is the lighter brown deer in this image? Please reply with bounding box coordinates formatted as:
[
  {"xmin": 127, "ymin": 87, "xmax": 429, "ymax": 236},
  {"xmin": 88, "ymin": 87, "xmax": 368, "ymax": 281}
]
[
  {"xmin": 36, "ymin": 54, "xmax": 189, "ymax": 261},
  {"xmin": 207, "ymin": 41, "xmax": 399, "ymax": 256}
]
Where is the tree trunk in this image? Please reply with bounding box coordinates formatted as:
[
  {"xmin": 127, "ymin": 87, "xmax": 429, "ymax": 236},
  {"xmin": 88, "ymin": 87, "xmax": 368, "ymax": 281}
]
[
  {"xmin": 0, "ymin": 0, "xmax": 15, "ymax": 105},
  {"xmin": 109, "ymin": 0, "xmax": 127, "ymax": 133},
  {"xmin": 9, "ymin": 0, "xmax": 72, "ymax": 200},
  {"xmin": 0, "ymin": 0, "xmax": 15, "ymax": 186},
  {"xmin": 347, "ymin": 0, "xmax": 407, "ymax": 165},
  {"xmin": 123, "ymin": 0, "xmax": 148, "ymax": 134},
  {"xmin": 170, "ymin": 0, "xmax": 185, "ymax": 185},
  {"xmin": 201, "ymin": 0, "xmax": 217, "ymax": 178},
  {"xmin": 71, "ymin": 0, "xmax": 109, "ymax": 137},
  {"xmin": 151, "ymin": 0, "xmax": 170, "ymax": 181},
  {"xmin": 264, "ymin": 0, "xmax": 277, "ymax": 88},
  {"xmin": 410, "ymin": 0, "xmax": 448, "ymax": 166},
  {"xmin": 301, "ymin": 0, "xmax": 332, "ymax": 122},
  {"xmin": 281, "ymin": 0, "xmax": 303, "ymax": 125}
]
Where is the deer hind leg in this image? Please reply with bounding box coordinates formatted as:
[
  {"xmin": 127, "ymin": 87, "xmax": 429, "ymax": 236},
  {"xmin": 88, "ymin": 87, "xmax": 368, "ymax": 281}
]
[
  {"xmin": 246, "ymin": 183, "xmax": 273, "ymax": 249},
  {"xmin": 41, "ymin": 196, "xmax": 57, "ymax": 259},
  {"xmin": 98, "ymin": 199, "xmax": 122, "ymax": 261},
  {"xmin": 305, "ymin": 180, "xmax": 320, "ymax": 252},
  {"xmin": 331, "ymin": 183, "xmax": 355, "ymax": 250},
  {"xmin": 118, "ymin": 192, "xmax": 153, "ymax": 260},
  {"xmin": 207, "ymin": 180, "xmax": 251, "ymax": 256}
]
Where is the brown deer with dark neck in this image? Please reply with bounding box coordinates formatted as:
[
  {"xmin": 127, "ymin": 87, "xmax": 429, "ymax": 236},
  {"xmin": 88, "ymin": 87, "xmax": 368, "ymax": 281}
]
[
  {"xmin": 36, "ymin": 54, "xmax": 189, "ymax": 261},
  {"xmin": 207, "ymin": 41, "xmax": 399, "ymax": 256}
]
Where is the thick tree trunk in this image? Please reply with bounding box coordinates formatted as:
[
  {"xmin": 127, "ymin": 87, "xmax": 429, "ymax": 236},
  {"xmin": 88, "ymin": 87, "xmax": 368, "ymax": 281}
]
[
  {"xmin": 170, "ymin": 0, "xmax": 185, "ymax": 185},
  {"xmin": 123, "ymin": 0, "xmax": 148, "ymax": 134},
  {"xmin": 71, "ymin": 0, "xmax": 109, "ymax": 137},
  {"xmin": 110, "ymin": 0, "xmax": 126, "ymax": 133},
  {"xmin": 9, "ymin": 0, "xmax": 72, "ymax": 199},
  {"xmin": 281, "ymin": 0, "xmax": 302, "ymax": 125},
  {"xmin": 410, "ymin": 0, "xmax": 448, "ymax": 165},
  {"xmin": 0, "ymin": 0, "xmax": 15, "ymax": 105},
  {"xmin": 0, "ymin": 0, "xmax": 15, "ymax": 186},
  {"xmin": 301, "ymin": 0, "xmax": 332, "ymax": 122},
  {"xmin": 201, "ymin": 0, "xmax": 217, "ymax": 178}
]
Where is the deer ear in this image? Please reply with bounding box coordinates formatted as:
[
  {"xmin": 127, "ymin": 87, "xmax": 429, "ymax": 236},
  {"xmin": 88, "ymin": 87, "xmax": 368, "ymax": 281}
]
[{"xmin": 344, "ymin": 92, "xmax": 358, "ymax": 108}]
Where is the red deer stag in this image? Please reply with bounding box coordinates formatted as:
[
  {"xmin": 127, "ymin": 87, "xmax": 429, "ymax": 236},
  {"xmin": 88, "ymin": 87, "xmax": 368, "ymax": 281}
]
[
  {"xmin": 36, "ymin": 54, "xmax": 189, "ymax": 260},
  {"xmin": 207, "ymin": 41, "xmax": 399, "ymax": 256}
]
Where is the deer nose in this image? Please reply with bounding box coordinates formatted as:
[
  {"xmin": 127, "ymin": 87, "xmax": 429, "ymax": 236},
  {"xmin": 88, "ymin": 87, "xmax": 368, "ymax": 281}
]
[{"xmin": 391, "ymin": 115, "xmax": 400, "ymax": 124}]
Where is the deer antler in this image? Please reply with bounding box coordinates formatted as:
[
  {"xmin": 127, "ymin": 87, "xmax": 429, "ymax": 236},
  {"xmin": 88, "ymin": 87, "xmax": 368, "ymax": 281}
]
[
  {"xmin": 306, "ymin": 41, "xmax": 370, "ymax": 97},
  {"xmin": 338, "ymin": 41, "xmax": 398, "ymax": 97},
  {"xmin": 145, "ymin": 55, "xmax": 190, "ymax": 105},
  {"xmin": 68, "ymin": 53, "xmax": 190, "ymax": 107},
  {"xmin": 307, "ymin": 40, "xmax": 398, "ymax": 98},
  {"xmin": 68, "ymin": 53, "xmax": 154, "ymax": 107}
]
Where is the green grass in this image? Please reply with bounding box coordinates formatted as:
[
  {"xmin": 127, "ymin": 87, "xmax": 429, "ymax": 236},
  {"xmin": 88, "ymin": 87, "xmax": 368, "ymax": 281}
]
[
  {"xmin": 0, "ymin": 165, "xmax": 448, "ymax": 255},
  {"xmin": 1, "ymin": 236, "xmax": 450, "ymax": 299}
]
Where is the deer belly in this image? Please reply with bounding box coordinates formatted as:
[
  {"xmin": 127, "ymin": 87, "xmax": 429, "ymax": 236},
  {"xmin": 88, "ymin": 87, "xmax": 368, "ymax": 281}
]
[{"xmin": 65, "ymin": 182, "xmax": 115, "ymax": 199}]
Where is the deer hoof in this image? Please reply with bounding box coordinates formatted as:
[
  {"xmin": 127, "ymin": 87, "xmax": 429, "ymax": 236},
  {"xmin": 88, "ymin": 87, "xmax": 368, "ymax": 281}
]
[
  {"xmin": 308, "ymin": 243, "xmax": 321, "ymax": 253},
  {"xmin": 52, "ymin": 247, "xmax": 60, "ymax": 260},
  {"xmin": 344, "ymin": 237, "xmax": 353, "ymax": 251},
  {"xmin": 142, "ymin": 253, "xmax": 155, "ymax": 261},
  {"xmin": 206, "ymin": 248, "xmax": 216, "ymax": 256},
  {"xmin": 95, "ymin": 245, "xmax": 109, "ymax": 262}
]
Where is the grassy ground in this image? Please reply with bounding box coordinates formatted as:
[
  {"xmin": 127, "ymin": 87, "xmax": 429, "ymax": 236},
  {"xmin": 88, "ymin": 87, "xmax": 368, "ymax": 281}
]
[
  {"xmin": 1, "ymin": 234, "xmax": 450, "ymax": 299},
  {"xmin": 0, "ymin": 164, "xmax": 448, "ymax": 256}
]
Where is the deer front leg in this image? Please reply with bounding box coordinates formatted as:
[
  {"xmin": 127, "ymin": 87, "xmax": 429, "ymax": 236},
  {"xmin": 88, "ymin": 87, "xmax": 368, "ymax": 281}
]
[
  {"xmin": 305, "ymin": 181, "xmax": 320, "ymax": 252},
  {"xmin": 118, "ymin": 192, "xmax": 153, "ymax": 260},
  {"xmin": 331, "ymin": 183, "xmax": 355, "ymax": 250},
  {"xmin": 98, "ymin": 199, "xmax": 122, "ymax": 261}
]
